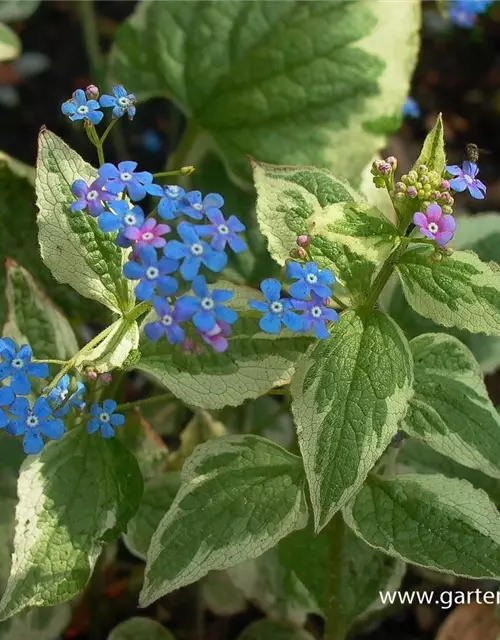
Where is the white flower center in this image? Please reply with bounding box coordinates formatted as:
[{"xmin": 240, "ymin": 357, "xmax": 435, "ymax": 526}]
[
  {"xmin": 11, "ymin": 358, "xmax": 24, "ymax": 370},
  {"xmin": 161, "ymin": 314, "xmax": 173, "ymax": 327},
  {"xmin": 306, "ymin": 273, "xmax": 318, "ymax": 285},
  {"xmin": 59, "ymin": 389, "xmax": 69, "ymax": 402},
  {"xmin": 427, "ymin": 222, "xmax": 439, "ymax": 234},
  {"xmin": 217, "ymin": 224, "xmax": 229, "ymax": 235},
  {"xmin": 77, "ymin": 105, "xmax": 89, "ymax": 115},
  {"xmin": 464, "ymin": 174, "xmax": 473, "ymax": 184},
  {"xmin": 201, "ymin": 297, "xmax": 215, "ymax": 311},
  {"xmin": 311, "ymin": 306, "xmax": 323, "ymax": 319},
  {"xmin": 120, "ymin": 172, "xmax": 132, "ymax": 182},
  {"xmin": 270, "ymin": 301, "xmax": 283, "ymax": 314},
  {"xmin": 190, "ymin": 243, "xmax": 204, "ymax": 256},
  {"xmin": 192, "ymin": 203, "xmax": 203, "ymax": 211},
  {"xmin": 146, "ymin": 266, "xmax": 159, "ymax": 280},
  {"xmin": 124, "ymin": 214, "xmax": 136, "ymax": 226},
  {"xmin": 99, "ymin": 412, "xmax": 110, "ymax": 423},
  {"xmin": 118, "ymin": 97, "xmax": 130, "ymax": 107},
  {"xmin": 26, "ymin": 414, "xmax": 39, "ymax": 428},
  {"xmin": 87, "ymin": 190, "xmax": 99, "ymax": 201},
  {"xmin": 168, "ymin": 186, "xmax": 180, "ymax": 198},
  {"xmin": 142, "ymin": 232, "xmax": 154, "ymax": 241}
]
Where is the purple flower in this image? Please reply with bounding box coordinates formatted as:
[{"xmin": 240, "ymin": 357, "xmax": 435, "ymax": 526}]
[
  {"xmin": 286, "ymin": 262, "xmax": 335, "ymax": 301},
  {"xmin": 0, "ymin": 338, "xmax": 48, "ymax": 395},
  {"xmin": 99, "ymin": 85, "xmax": 136, "ymax": 120},
  {"xmin": 249, "ymin": 279, "xmax": 303, "ymax": 334},
  {"xmin": 180, "ymin": 190, "xmax": 224, "ymax": 221},
  {"xmin": 61, "ymin": 89, "xmax": 103, "ymax": 125},
  {"xmin": 123, "ymin": 245, "xmax": 179, "ymax": 301},
  {"xmin": 87, "ymin": 399, "xmax": 124, "ymax": 439},
  {"xmin": 164, "ymin": 222, "xmax": 227, "ymax": 281},
  {"xmin": 157, "ymin": 185, "xmax": 186, "ymax": 220},
  {"xmin": 0, "ymin": 386, "xmax": 14, "ymax": 430},
  {"xmin": 70, "ymin": 178, "xmax": 115, "ymax": 217},
  {"xmin": 197, "ymin": 209, "xmax": 246, "ymax": 253},
  {"xmin": 402, "ymin": 97, "xmax": 420, "ymax": 119},
  {"xmin": 98, "ymin": 200, "xmax": 145, "ymax": 234},
  {"xmin": 292, "ymin": 292, "xmax": 338, "ymax": 339},
  {"xmin": 144, "ymin": 297, "xmax": 189, "ymax": 344},
  {"xmin": 98, "ymin": 161, "xmax": 163, "ymax": 202},
  {"xmin": 7, "ymin": 397, "xmax": 65, "ymax": 455},
  {"xmin": 176, "ymin": 275, "xmax": 238, "ymax": 332},
  {"xmin": 413, "ymin": 204, "xmax": 456, "ymax": 247},
  {"xmin": 198, "ymin": 322, "xmax": 232, "ymax": 353},
  {"xmin": 446, "ymin": 161, "xmax": 486, "ymax": 199},
  {"xmin": 121, "ymin": 218, "xmax": 171, "ymax": 250}
]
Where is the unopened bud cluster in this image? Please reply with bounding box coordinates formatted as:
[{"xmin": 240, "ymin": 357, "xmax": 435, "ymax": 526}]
[
  {"xmin": 391, "ymin": 164, "xmax": 454, "ymax": 214},
  {"xmin": 371, "ymin": 157, "xmax": 397, "ymax": 188}
]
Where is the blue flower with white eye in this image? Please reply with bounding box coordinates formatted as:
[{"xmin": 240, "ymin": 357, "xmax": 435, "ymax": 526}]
[
  {"xmin": 61, "ymin": 89, "xmax": 103, "ymax": 125},
  {"xmin": 46, "ymin": 375, "xmax": 86, "ymax": 417},
  {"xmin": 98, "ymin": 161, "xmax": 163, "ymax": 202},
  {"xmin": 292, "ymin": 292, "xmax": 338, "ymax": 339},
  {"xmin": 7, "ymin": 397, "xmax": 65, "ymax": 455},
  {"xmin": 99, "ymin": 85, "xmax": 136, "ymax": 120},
  {"xmin": 0, "ymin": 386, "xmax": 14, "ymax": 430},
  {"xmin": 87, "ymin": 399, "xmax": 124, "ymax": 439},
  {"xmin": 180, "ymin": 191, "xmax": 224, "ymax": 221},
  {"xmin": 248, "ymin": 279, "xmax": 303, "ymax": 334},
  {"xmin": 286, "ymin": 262, "xmax": 335, "ymax": 301},
  {"xmin": 97, "ymin": 200, "xmax": 145, "ymax": 234},
  {"xmin": 197, "ymin": 209, "xmax": 246, "ymax": 253},
  {"xmin": 446, "ymin": 161, "xmax": 487, "ymax": 199},
  {"xmin": 123, "ymin": 245, "xmax": 179, "ymax": 301},
  {"xmin": 164, "ymin": 221, "xmax": 227, "ymax": 281},
  {"xmin": 158, "ymin": 185, "xmax": 186, "ymax": 220},
  {"xmin": 144, "ymin": 297, "xmax": 190, "ymax": 344},
  {"xmin": 176, "ymin": 275, "xmax": 238, "ymax": 332},
  {"xmin": 0, "ymin": 338, "xmax": 48, "ymax": 395}
]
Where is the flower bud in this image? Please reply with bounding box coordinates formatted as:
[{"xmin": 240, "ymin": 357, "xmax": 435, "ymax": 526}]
[
  {"xmin": 180, "ymin": 165, "xmax": 196, "ymax": 176},
  {"xmin": 430, "ymin": 190, "xmax": 441, "ymax": 200},
  {"xmin": 406, "ymin": 186, "xmax": 417, "ymax": 198},
  {"xmin": 442, "ymin": 205, "xmax": 453, "ymax": 215},
  {"xmin": 394, "ymin": 192, "xmax": 405, "ymax": 201},
  {"xmin": 289, "ymin": 247, "xmax": 307, "ymax": 260},
  {"xmin": 385, "ymin": 156, "xmax": 398, "ymax": 168},
  {"xmin": 378, "ymin": 162, "xmax": 392, "ymax": 175},
  {"xmin": 428, "ymin": 171, "xmax": 439, "ymax": 185},
  {"xmin": 85, "ymin": 84, "xmax": 99, "ymax": 100},
  {"xmin": 417, "ymin": 189, "xmax": 425, "ymax": 198},
  {"xmin": 417, "ymin": 164, "xmax": 428, "ymax": 175},
  {"xmin": 100, "ymin": 373, "xmax": 112, "ymax": 385},
  {"xmin": 420, "ymin": 175, "xmax": 429, "ymax": 185},
  {"xmin": 440, "ymin": 179, "xmax": 450, "ymax": 191},
  {"xmin": 395, "ymin": 181, "xmax": 406, "ymax": 193},
  {"xmin": 297, "ymin": 235, "xmax": 310, "ymax": 248},
  {"xmin": 86, "ymin": 370, "xmax": 98, "ymax": 382}
]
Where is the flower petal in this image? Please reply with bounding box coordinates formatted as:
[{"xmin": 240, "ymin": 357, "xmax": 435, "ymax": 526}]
[
  {"xmin": 425, "ymin": 204, "xmax": 442, "ymax": 223},
  {"xmin": 413, "ymin": 212, "xmax": 427, "ymax": 227},
  {"xmin": 23, "ymin": 430, "xmax": 44, "ymax": 455},
  {"xmin": 164, "ymin": 240, "xmax": 190, "ymax": 260},
  {"xmin": 193, "ymin": 310, "xmax": 216, "ymax": 332},
  {"xmin": 11, "ymin": 373, "xmax": 30, "ymax": 396},
  {"xmin": 282, "ymin": 311, "xmax": 303, "ymax": 332},
  {"xmin": 39, "ymin": 418, "xmax": 65, "ymax": 440},
  {"xmin": 260, "ymin": 278, "xmax": 281, "ymax": 302},
  {"xmin": 87, "ymin": 418, "xmax": 100, "ymax": 434}
]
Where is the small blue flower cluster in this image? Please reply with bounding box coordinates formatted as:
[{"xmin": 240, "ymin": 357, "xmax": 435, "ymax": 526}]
[
  {"xmin": 449, "ymin": 0, "xmax": 493, "ymax": 27},
  {"xmin": 249, "ymin": 262, "xmax": 339, "ymax": 339},
  {"xmin": 61, "ymin": 85, "xmax": 136, "ymax": 124}
]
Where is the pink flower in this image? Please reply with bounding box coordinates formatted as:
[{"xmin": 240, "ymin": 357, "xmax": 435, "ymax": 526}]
[
  {"xmin": 413, "ymin": 204, "xmax": 456, "ymax": 247},
  {"xmin": 198, "ymin": 322, "xmax": 232, "ymax": 353},
  {"xmin": 124, "ymin": 218, "xmax": 171, "ymax": 249}
]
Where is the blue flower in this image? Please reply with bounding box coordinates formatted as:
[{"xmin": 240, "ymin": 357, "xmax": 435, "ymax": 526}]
[
  {"xmin": 99, "ymin": 85, "xmax": 136, "ymax": 120},
  {"xmin": 123, "ymin": 245, "xmax": 179, "ymax": 301},
  {"xmin": 402, "ymin": 97, "xmax": 420, "ymax": 119},
  {"xmin": 197, "ymin": 209, "xmax": 247, "ymax": 253},
  {"xmin": 98, "ymin": 161, "xmax": 163, "ymax": 202},
  {"xmin": 286, "ymin": 262, "xmax": 335, "ymax": 301},
  {"xmin": 0, "ymin": 338, "xmax": 48, "ymax": 395},
  {"xmin": 70, "ymin": 178, "xmax": 116, "ymax": 217},
  {"xmin": 97, "ymin": 200, "xmax": 145, "ymax": 234},
  {"xmin": 446, "ymin": 161, "xmax": 487, "ymax": 199},
  {"xmin": 449, "ymin": 0, "xmax": 492, "ymax": 26},
  {"xmin": 292, "ymin": 292, "xmax": 338, "ymax": 339},
  {"xmin": 158, "ymin": 185, "xmax": 186, "ymax": 220},
  {"xmin": 144, "ymin": 297, "xmax": 190, "ymax": 344},
  {"xmin": 61, "ymin": 89, "xmax": 103, "ymax": 125},
  {"xmin": 7, "ymin": 396, "xmax": 65, "ymax": 455},
  {"xmin": 248, "ymin": 279, "xmax": 303, "ymax": 334},
  {"xmin": 176, "ymin": 275, "xmax": 238, "ymax": 332},
  {"xmin": 180, "ymin": 190, "xmax": 224, "ymax": 221},
  {"xmin": 46, "ymin": 375, "xmax": 86, "ymax": 418},
  {"xmin": 0, "ymin": 386, "xmax": 14, "ymax": 430},
  {"xmin": 87, "ymin": 399, "xmax": 124, "ymax": 438},
  {"xmin": 164, "ymin": 222, "xmax": 227, "ymax": 281}
]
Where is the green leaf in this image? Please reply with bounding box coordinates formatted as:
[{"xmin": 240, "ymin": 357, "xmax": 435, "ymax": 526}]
[
  {"xmin": 0, "ymin": 23, "xmax": 19, "ymax": 62},
  {"xmin": 0, "ymin": 428, "xmax": 143, "ymax": 621},
  {"xmin": 109, "ymin": 0, "xmax": 420, "ymax": 184},
  {"xmin": 343, "ymin": 473, "xmax": 500, "ymax": 579},
  {"xmin": 452, "ymin": 212, "xmax": 500, "ymax": 261},
  {"xmin": 136, "ymin": 283, "xmax": 313, "ymax": 410},
  {"xmin": 107, "ymin": 618, "xmax": 175, "ymax": 640},
  {"xmin": 0, "ymin": 604, "xmax": 71, "ymax": 640},
  {"xmin": 124, "ymin": 472, "xmax": 181, "ymax": 561},
  {"xmin": 74, "ymin": 318, "xmax": 139, "ymax": 374},
  {"xmin": 279, "ymin": 524, "xmax": 404, "ymax": 624},
  {"xmin": 139, "ymin": 435, "xmax": 308, "ymax": 607},
  {"xmin": 252, "ymin": 162, "xmax": 395, "ymax": 303},
  {"xmin": 237, "ymin": 620, "xmax": 314, "ymax": 640},
  {"xmin": 3, "ymin": 260, "xmax": 78, "ymax": 361},
  {"xmin": 397, "ymin": 247, "xmax": 500, "ymax": 336},
  {"xmin": 0, "ymin": 1, "xmax": 40, "ymax": 23},
  {"xmin": 36, "ymin": 129, "xmax": 134, "ymax": 315},
  {"xmin": 402, "ymin": 334, "xmax": 500, "ymax": 479},
  {"xmin": 412, "ymin": 113, "xmax": 446, "ymax": 174},
  {"xmin": 291, "ymin": 309, "xmax": 413, "ymax": 531}
]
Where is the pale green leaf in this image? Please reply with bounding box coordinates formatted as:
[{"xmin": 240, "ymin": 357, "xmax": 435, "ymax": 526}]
[
  {"xmin": 397, "ymin": 247, "xmax": 500, "ymax": 336},
  {"xmin": 412, "ymin": 113, "xmax": 446, "ymax": 174},
  {"xmin": 291, "ymin": 309, "xmax": 413, "ymax": 531},
  {"xmin": 343, "ymin": 473, "xmax": 500, "ymax": 579},
  {"xmin": 402, "ymin": 334, "xmax": 500, "ymax": 479},
  {"xmin": 74, "ymin": 318, "xmax": 139, "ymax": 374},
  {"xmin": 3, "ymin": 260, "xmax": 78, "ymax": 361},
  {"xmin": 0, "ymin": 604, "xmax": 71, "ymax": 640},
  {"xmin": 139, "ymin": 435, "xmax": 308, "ymax": 607},
  {"xmin": 0, "ymin": 23, "xmax": 19, "ymax": 62},
  {"xmin": 452, "ymin": 213, "xmax": 500, "ymax": 260},
  {"xmin": 124, "ymin": 472, "xmax": 181, "ymax": 561},
  {"xmin": 0, "ymin": 428, "xmax": 143, "ymax": 621},
  {"xmin": 36, "ymin": 129, "xmax": 134, "ymax": 315},
  {"xmin": 237, "ymin": 620, "xmax": 314, "ymax": 640},
  {"xmin": 107, "ymin": 618, "xmax": 175, "ymax": 640},
  {"xmin": 109, "ymin": 0, "xmax": 420, "ymax": 184}
]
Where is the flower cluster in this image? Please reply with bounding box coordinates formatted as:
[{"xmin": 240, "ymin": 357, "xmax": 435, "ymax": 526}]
[
  {"xmin": 249, "ymin": 261, "xmax": 338, "ymax": 339},
  {"xmin": 393, "ymin": 164, "xmax": 455, "ymax": 214},
  {"xmin": 62, "ymin": 85, "xmax": 137, "ymax": 123},
  {"xmin": 448, "ymin": 0, "xmax": 493, "ymax": 28}
]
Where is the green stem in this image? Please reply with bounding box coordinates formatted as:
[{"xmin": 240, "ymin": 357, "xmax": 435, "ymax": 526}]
[
  {"xmin": 166, "ymin": 120, "xmax": 200, "ymax": 172},
  {"xmin": 153, "ymin": 167, "xmax": 196, "ymax": 179},
  {"xmin": 325, "ymin": 512, "xmax": 347, "ymax": 640},
  {"xmin": 330, "ymin": 294, "xmax": 348, "ymax": 311},
  {"xmin": 116, "ymin": 392, "xmax": 174, "ymax": 413},
  {"xmin": 401, "ymin": 237, "xmax": 436, "ymax": 246},
  {"xmin": 32, "ymin": 359, "xmax": 66, "ymax": 366},
  {"xmin": 125, "ymin": 300, "xmax": 152, "ymax": 322},
  {"xmin": 100, "ymin": 118, "xmax": 118, "ymax": 146},
  {"xmin": 363, "ymin": 241, "xmax": 406, "ymax": 310}
]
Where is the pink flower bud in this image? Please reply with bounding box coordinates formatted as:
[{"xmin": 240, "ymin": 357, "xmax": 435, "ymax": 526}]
[
  {"xmin": 85, "ymin": 84, "xmax": 99, "ymax": 100},
  {"xmin": 86, "ymin": 370, "xmax": 98, "ymax": 382},
  {"xmin": 386, "ymin": 156, "xmax": 398, "ymax": 168},
  {"xmin": 440, "ymin": 180, "xmax": 450, "ymax": 191},
  {"xmin": 297, "ymin": 235, "xmax": 310, "ymax": 248},
  {"xmin": 100, "ymin": 373, "xmax": 112, "ymax": 385},
  {"xmin": 406, "ymin": 186, "xmax": 418, "ymax": 198}
]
